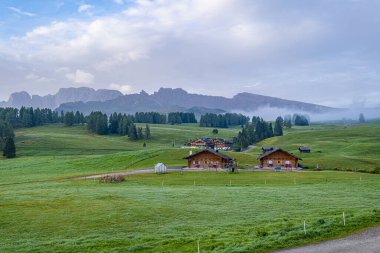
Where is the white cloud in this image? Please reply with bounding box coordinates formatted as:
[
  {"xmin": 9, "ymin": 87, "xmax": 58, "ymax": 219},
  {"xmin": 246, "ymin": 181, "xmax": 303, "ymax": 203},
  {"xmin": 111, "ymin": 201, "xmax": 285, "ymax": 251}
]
[
  {"xmin": 1, "ymin": 0, "xmax": 380, "ymax": 108},
  {"xmin": 8, "ymin": 7, "xmax": 36, "ymax": 17},
  {"xmin": 25, "ymin": 73, "xmax": 53, "ymax": 82},
  {"xmin": 78, "ymin": 4, "xmax": 93, "ymax": 14},
  {"xmin": 113, "ymin": 0, "xmax": 124, "ymax": 4},
  {"xmin": 66, "ymin": 69, "xmax": 94, "ymax": 84},
  {"xmin": 109, "ymin": 83, "xmax": 133, "ymax": 94}
]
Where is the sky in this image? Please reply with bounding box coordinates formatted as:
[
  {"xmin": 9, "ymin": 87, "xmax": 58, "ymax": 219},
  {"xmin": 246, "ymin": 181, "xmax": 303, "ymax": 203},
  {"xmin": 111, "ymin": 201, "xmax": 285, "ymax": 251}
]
[{"xmin": 0, "ymin": 0, "xmax": 379, "ymax": 108}]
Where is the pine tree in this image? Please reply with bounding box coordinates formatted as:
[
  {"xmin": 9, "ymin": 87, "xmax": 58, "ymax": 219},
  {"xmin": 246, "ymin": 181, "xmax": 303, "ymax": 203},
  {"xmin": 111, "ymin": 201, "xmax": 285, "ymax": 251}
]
[
  {"xmin": 137, "ymin": 127, "xmax": 144, "ymax": 139},
  {"xmin": 359, "ymin": 113, "xmax": 365, "ymax": 123},
  {"xmin": 274, "ymin": 117, "xmax": 284, "ymax": 136},
  {"xmin": 144, "ymin": 124, "xmax": 151, "ymax": 139},
  {"xmin": 128, "ymin": 124, "xmax": 138, "ymax": 140},
  {"xmin": 3, "ymin": 137, "xmax": 16, "ymax": 158}
]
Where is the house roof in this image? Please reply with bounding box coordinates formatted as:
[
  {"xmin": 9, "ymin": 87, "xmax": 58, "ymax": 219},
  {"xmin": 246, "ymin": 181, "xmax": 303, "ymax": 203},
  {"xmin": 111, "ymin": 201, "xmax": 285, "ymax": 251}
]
[
  {"xmin": 184, "ymin": 149, "xmax": 234, "ymax": 161},
  {"xmin": 299, "ymin": 146, "xmax": 311, "ymax": 151},
  {"xmin": 257, "ymin": 148, "xmax": 301, "ymax": 160}
]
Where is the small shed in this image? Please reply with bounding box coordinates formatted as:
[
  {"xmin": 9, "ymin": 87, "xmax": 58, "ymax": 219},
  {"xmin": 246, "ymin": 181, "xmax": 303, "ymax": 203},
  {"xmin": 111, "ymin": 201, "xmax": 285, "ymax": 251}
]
[
  {"xmin": 299, "ymin": 146, "xmax": 311, "ymax": 153},
  {"xmin": 154, "ymin": 163, "xmax": 167, "ymax": 174},
  {"xmin": 262, "ymin": 146, "xmax": 276, "ymax": 153}
]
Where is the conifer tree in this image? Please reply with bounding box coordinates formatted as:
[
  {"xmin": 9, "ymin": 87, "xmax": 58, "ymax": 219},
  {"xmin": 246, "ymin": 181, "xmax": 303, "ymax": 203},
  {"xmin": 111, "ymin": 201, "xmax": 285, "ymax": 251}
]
[
  {"xmin": 144, "ymin": 124, "xmax": 151, "ymax": 139},
  {"xmin": 274, "ymin": 117, "xmax": 284, "ymax": 136},
  {"xmin": 3, "ymin": 137, "xmax": 16, "ymax": 158}
]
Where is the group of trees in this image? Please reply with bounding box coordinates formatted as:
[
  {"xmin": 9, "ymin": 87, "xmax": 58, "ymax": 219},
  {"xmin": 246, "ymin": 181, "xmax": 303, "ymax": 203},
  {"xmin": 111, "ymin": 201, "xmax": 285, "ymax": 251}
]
[
  {"xmin": 133, "ymin": 112, "xmax": 167, "ymax": 124},
  {"xmin": 133, "ymin": 112, "xmax": 198, "ymax": 125},
  {"xmin": 293, "ymin": 114, "xmax": 310, "ymax": 126},
  {"xmin": 0, "ymin": 120, "xmax": 16, "ymax": 158},
  {"xmin": 167, "ymin": 112, "xmax": 197, "ymax": 125},
  {"xmin": 86, "ymin": 112, "xmax": 151, "ymax": 140},
  {"xmin": 200, "ymin": 113, "xmax": 249, "ymax": 128},
  {"xmin": 232, "ymin": 116, "xmax": 284, "ymax": 151},
  {"xmin": 62, "ymin": 111, "xmax": 85, "ymax": 126},
  {"xmin": 0, "ymin": 107, "xmax": 61, "ymax": 128}
]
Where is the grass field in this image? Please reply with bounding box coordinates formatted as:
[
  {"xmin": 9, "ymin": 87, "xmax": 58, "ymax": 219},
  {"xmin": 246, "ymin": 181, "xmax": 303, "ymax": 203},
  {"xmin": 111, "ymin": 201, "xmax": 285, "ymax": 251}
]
[
  {"xmin": 0, "ymin": 172, "xmax": 379, "ymax": 252},
  {"xmin": 255, "ymin": 121, "xmax": 380, "ymax": 172},
  {"xmin": 0, "ymin": 122, "xmax": 379, "ymax": 252}
]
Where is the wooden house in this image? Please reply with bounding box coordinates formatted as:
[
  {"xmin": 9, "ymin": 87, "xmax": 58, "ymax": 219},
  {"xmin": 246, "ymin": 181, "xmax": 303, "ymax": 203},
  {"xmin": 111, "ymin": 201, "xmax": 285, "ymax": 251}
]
[
  {"xmin": 187, "ymin": 139, "xmax": 208, "ymax": 149},
  {"xmin": 299, "ymin": 146, "xmax": 311, "ymax": 153},
  {"xmin": 186, "ymin": 138, "xmax": 231, "ymax": 150},
  {"xmin": 257, "ymin": 148, "xmax": 300, "ymax": 168},
  {"xmin": 184, "ymin": 149, "xmax": 236, "ymax": 169}
]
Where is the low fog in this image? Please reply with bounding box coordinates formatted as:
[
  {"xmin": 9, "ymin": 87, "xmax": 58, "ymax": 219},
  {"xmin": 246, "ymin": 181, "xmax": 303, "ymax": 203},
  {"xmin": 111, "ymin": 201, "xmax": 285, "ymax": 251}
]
[{"xmin": 233, "ymin": 106, "xmax": 380, "ymax": 123}]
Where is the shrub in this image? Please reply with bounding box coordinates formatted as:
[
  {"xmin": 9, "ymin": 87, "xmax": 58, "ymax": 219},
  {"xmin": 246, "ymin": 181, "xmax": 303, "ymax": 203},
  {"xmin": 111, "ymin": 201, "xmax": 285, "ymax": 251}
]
[
  {"xmin": 256, "ymin": 228, "xmax": 268, "ymax": 237},
  {"xmin": 316, "ymin": 219, "xmax": 326, "ymax": 225},
  {"xmin": 99, "ymin": 175, "xmax": 125, "ymax": 183}
]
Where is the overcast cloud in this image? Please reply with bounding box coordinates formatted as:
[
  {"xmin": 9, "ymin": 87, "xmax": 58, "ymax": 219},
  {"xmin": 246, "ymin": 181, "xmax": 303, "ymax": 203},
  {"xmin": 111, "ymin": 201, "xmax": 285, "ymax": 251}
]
[{"xmin": 0, "ymin": 0, "xmax": 379, "ymax": 108}]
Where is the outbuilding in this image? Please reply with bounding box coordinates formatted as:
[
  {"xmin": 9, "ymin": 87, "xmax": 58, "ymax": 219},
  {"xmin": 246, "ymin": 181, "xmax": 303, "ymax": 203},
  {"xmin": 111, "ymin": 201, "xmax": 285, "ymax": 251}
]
[{"xmin": 299, "ymin": 146, "xmax": 311, "ymax": 153}]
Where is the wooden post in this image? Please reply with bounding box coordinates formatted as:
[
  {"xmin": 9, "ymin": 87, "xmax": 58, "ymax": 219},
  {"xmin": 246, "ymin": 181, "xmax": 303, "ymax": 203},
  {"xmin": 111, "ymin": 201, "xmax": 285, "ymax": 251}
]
[
  {"xmin": 343, "ymin": 212, "xmax": 346, "ymax": 226},
  {"xmin": 197, "ymin": 240, "xmax": 200, "ymax": 253},
  {"xmin": 230, "ymin": 179, "xmax": 232, "ymax": 187},
  {"xmin": 304, "ymin": 220, "xmax": 306, "ymax": 235},
  {"xmin": 194, "ymin": 180, "xmax": 196, "ymax": 186}
]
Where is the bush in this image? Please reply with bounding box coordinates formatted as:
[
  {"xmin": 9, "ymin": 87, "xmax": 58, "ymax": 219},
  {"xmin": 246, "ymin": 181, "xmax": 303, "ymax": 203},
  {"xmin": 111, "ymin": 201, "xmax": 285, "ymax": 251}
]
[
  {"xmin": 316, "ymin": 219, "xmax": 326, "ymax": 225},
  {"xmin": 370, "ymin": 167, "xmax": 380, "ymax": 174},
  {"xmin": 99, "ymin": 175, "xmax": 125, "ymax": 183},
  {"xmin": 256, "ymin": 228, "xmax": 268, "ymax": 237}
]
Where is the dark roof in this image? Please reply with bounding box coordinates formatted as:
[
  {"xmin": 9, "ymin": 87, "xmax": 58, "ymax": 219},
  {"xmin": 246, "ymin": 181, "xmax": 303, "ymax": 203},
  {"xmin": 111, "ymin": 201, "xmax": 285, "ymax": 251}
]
[
  {"xmin": 299, "ymin": 146, "xmax": 311, "ymax": 151},
  {"xmin": 257, "ymin": 148, "xmax": 301, "ymax": 160},
  {"xmin": 262, "ymin": 146, "xmax": 277, "ymax": 151},
  {"xmin": 184, "ymin": 149, "xmax": 233, "ymax": 161}
]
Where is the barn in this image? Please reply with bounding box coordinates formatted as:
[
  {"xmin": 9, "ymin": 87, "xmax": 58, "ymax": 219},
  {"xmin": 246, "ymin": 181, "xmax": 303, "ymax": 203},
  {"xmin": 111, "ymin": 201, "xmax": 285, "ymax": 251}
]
[
  {"xmin": 257, "ymin": 148, "xmax": 301, "ymax": 169},
  {"xmin": 184, "ymin": 149, "xmax": 236, "ymax": 169}
]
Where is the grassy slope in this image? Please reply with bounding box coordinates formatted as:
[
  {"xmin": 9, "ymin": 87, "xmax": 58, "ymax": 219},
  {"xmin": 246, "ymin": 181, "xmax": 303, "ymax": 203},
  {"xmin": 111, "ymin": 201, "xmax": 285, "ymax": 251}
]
[
  {"xmin": 1, "ymin": 122, "xmax": 380, "ymax": 252},
  {"xmin": 255, "ymin": 121, "xmax": 380, "ymax": 171}
]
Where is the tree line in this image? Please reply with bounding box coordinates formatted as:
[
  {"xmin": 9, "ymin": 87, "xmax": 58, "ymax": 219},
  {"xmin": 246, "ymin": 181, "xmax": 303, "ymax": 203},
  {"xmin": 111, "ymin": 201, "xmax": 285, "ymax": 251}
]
[
  {"xmin": 86, "ymin": 112, "xmax": 151, "ymax": 140},
  {"xmin": 199, "ymin": 113, "xmax": 250, "ymax": 128},
  {"xmin": 167, "ymin": 112, "xmax": 197, "ymax": 124},
  {"xmin": 232, "ymin": 116, "xmax": 284, "ymax": 151}
]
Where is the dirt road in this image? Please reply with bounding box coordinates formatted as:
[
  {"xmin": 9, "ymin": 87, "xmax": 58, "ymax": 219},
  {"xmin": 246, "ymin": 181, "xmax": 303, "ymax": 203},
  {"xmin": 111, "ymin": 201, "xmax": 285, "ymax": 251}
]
[{"xmin": 273, "ymin": 226, "xmax": 380, "ymax": 253}]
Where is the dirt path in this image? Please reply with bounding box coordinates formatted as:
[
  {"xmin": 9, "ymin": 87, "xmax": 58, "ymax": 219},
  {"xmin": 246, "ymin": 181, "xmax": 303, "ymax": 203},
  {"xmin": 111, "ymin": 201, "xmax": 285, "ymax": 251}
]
[
  {"xmin": 72, "ymin": 167, "xmax": 222, "ymax": 180},
  {"xmin": 273, "ymin": 226, "xmax": 380, "ymax": 253}
]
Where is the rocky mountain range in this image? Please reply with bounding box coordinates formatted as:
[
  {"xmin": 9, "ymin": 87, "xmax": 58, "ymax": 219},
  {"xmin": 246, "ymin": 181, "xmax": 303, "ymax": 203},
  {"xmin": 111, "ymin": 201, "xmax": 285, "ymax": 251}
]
[
  {"xmin": 0, "ymin": 87, "xmax": 122, "ymax": 109},
  {"xmin": 56, "ymin": 87, "xmax": 333, "ymax": 115},
  {"xmin": 1, "ymin": 87, "xmax": 334, "ymax": 115}
]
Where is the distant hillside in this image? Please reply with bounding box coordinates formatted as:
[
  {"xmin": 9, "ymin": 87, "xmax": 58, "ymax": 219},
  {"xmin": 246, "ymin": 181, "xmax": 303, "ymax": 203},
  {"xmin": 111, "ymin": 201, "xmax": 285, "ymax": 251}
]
[
  {"xmin": 0, "ymin": 87, "xmax": 122, "ymax": 109},
  {"xmin": 57, "ymin": 87, "xmax": 333, "ymax": 114}
]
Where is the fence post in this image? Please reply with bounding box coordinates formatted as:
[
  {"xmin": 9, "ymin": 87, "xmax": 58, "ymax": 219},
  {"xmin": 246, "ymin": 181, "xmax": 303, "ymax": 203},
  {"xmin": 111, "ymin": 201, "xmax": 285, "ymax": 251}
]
[
  {"xmin": 343, "ymin": 212, "xmax": 346, "ymax": 226},
  {"xmin": 197, "ymin": 240, "xmax": 200, "ymax": 253},
  {"xmin": 304, "ymin": 220, "xmax": 307, "ymax": 235}
]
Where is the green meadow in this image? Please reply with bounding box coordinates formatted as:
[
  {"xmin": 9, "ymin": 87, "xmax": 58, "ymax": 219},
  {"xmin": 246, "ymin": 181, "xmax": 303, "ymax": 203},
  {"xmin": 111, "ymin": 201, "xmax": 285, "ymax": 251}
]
[{"xmin": 0, "ymin": 122, "xmax": 380, "ymax": 252}]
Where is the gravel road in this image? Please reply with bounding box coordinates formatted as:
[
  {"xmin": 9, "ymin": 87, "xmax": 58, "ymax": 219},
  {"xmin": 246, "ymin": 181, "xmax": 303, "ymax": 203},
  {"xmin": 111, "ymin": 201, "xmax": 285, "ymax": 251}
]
[{"xmin": 273, "ymin": 226, "xmax": 380, "ymax": 253}]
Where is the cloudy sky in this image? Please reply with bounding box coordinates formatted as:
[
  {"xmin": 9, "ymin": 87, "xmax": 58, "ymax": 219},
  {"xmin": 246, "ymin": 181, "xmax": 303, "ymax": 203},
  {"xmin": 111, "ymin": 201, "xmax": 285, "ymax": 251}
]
[{"xmin": 0, "ymin": 0, "xmax": 379, "ymax": 108}]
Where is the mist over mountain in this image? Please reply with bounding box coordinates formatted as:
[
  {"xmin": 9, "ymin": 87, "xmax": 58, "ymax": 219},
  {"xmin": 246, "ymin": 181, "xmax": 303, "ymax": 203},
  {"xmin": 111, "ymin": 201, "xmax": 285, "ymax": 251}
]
[
  {"xmin": 56, "ymin": 87, "xmax": 333, "ymax": 115},
  {"xmin": 0, "ymin": 87, "xmax": 123, "ymax": 109}
]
